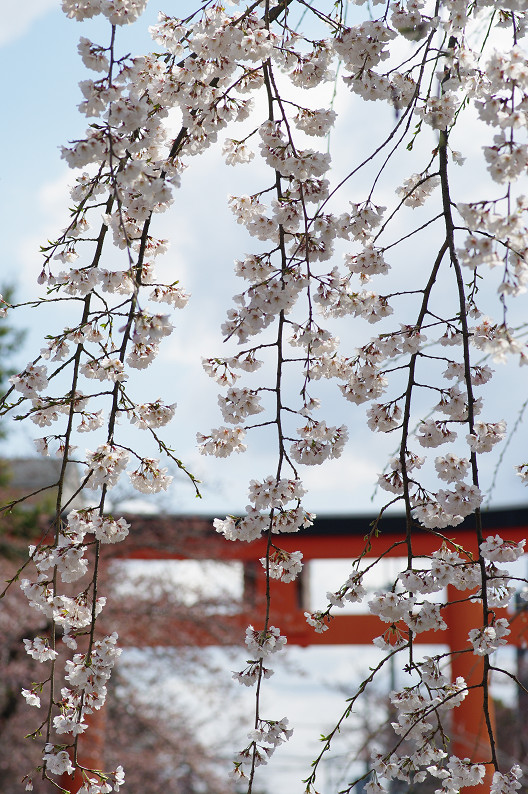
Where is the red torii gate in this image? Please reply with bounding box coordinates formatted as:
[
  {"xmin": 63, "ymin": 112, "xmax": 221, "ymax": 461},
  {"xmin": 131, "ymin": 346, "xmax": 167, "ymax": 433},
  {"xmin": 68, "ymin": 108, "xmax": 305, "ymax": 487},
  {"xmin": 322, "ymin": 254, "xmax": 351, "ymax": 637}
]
[{"xmin": 62, "ymin": 507, "xmax": 528, "ymax": 793}]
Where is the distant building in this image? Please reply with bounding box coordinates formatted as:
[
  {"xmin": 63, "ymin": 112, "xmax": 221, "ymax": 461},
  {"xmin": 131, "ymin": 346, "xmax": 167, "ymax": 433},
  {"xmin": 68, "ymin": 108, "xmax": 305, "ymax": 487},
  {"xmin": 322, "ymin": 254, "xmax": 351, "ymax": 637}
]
[{"xmin": 0, "ymin": 458, "xmax": 85, "ymax": 512}]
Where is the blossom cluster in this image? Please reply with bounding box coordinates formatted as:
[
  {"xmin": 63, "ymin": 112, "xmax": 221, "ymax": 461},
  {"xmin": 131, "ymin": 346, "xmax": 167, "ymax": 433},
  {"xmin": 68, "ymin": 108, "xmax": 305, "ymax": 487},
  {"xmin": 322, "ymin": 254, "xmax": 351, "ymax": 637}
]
[
  {"xmin": 214, "ymin": 476, "xmax": 313, "ymax": 543},
  {"xmin": 18, "ymin": 509, "xmax": 134, "ymax": 783},
  {"xmin": 235, "ymin": 717, "xmax": 293, "ymax": 775}
]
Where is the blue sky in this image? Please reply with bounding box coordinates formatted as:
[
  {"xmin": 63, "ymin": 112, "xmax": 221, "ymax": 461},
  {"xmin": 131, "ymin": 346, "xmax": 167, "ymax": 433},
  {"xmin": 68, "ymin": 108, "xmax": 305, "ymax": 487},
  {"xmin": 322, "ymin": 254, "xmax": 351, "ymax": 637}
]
[{"xmin": 1, "ymin": 3, "xmax": 528, "ymax": 515}]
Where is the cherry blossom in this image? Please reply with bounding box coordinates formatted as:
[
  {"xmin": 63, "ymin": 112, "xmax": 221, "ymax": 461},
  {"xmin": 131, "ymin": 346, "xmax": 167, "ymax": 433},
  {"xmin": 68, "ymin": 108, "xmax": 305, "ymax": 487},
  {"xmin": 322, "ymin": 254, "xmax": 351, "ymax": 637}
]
[{"xmin": 5, "ymin": 0, "xmax": 528, "ymax": 790}]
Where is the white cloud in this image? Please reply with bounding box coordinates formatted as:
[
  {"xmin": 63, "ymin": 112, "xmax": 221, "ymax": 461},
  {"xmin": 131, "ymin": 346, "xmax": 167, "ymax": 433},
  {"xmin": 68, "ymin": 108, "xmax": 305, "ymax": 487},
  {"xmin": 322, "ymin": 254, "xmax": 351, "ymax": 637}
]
[
  {"xmin": 300, "ymin": 451, "xmax": 381, "ymax": 510},
  {"xmin": 0, "ymin": 0, "xmax": 57, "ymax": 48},
  {"xmin": 17, "ymin": 169, "xmax": 73, "ymax": 293}
]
